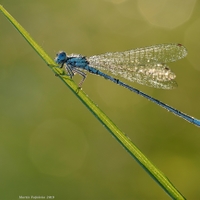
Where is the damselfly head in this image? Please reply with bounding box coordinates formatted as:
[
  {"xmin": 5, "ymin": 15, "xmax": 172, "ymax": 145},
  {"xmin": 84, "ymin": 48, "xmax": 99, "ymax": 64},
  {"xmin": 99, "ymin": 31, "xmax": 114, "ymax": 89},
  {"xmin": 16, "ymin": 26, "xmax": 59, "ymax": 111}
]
[{"xmin": 55, "ymin": 51, "xmax": 67, "ymax": 64}]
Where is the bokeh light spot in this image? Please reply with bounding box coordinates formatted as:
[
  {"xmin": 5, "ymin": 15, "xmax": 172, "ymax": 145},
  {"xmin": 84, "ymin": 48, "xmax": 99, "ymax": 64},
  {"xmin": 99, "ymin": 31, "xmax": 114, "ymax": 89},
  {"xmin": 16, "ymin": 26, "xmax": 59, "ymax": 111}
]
[
  {"xmin": 29, "ymin": 119, "xmax": 88, "ymax": 177},
  {"xmin": 138, "ymin": 0, "xmax": 196, "ymax": 29}
]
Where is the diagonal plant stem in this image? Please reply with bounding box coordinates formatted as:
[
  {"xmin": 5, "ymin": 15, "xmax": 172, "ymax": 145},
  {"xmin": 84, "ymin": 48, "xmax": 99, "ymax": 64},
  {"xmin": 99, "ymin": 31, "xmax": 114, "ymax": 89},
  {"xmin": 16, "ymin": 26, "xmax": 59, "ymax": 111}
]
[{"xmin": 0, "ymin": 5, "xmax": 185, "ymax": 200}]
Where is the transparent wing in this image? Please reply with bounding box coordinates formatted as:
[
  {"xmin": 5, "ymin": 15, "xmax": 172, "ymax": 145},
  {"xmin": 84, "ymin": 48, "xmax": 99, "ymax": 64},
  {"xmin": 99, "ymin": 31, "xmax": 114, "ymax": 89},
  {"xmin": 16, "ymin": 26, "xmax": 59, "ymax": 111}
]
[{"xmin": 88, "ymin": 43, "xmax": 187, "ymax": 89}]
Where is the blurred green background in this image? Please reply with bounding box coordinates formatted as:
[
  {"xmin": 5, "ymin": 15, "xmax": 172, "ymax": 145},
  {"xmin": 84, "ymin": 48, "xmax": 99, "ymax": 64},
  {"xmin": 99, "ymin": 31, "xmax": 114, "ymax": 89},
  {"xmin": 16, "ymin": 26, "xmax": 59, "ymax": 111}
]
[{"xmin": 1, "ymin": 0, "xmax": 200, "ymax": 199}]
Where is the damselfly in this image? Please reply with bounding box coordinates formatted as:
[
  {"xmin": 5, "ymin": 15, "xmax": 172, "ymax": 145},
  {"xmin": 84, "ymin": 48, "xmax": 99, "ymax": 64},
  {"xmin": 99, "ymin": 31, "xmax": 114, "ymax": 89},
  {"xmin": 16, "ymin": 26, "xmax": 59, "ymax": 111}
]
[{"xmin": 55, "ymin": 43, "xmax": 200, "ymax": 127}]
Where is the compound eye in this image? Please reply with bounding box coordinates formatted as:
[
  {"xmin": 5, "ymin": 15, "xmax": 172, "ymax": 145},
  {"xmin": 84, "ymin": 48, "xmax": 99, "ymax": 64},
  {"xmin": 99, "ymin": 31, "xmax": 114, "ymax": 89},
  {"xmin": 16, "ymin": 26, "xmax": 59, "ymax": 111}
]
[{"xmin": 61, "ymin": 52, "xmax": 66, "ymax": 56}]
